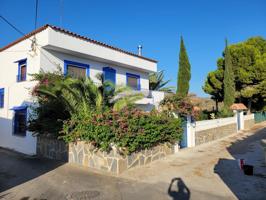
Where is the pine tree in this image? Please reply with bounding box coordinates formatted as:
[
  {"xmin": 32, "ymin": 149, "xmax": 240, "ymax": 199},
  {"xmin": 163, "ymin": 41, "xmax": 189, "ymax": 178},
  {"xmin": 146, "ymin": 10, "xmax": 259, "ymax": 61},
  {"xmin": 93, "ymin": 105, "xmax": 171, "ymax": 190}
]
[
  {"xmin": 177, "ymin": 36, "xmax": 191, "ymax": 97},
  {"xmin": 223, "ymin": 39, "xmax": 235, "ymax": 108}
]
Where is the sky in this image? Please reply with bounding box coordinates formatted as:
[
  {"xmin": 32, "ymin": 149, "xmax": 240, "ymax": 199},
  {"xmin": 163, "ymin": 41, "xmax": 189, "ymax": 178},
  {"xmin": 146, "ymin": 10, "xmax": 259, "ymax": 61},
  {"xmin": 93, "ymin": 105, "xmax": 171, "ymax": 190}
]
[{"xmin": 0, "ymin": 0, "xmax": 265, "ymax": 97}]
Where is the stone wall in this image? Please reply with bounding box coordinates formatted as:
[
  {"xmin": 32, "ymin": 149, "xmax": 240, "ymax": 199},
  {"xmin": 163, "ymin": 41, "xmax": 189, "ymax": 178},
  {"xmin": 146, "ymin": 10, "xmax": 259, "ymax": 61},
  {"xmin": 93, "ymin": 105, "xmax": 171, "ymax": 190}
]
[
  {"xmin": 37, "ymin": 136, "xmax": 68, "ymax": 161},
  {"xmin": 68, "ymin": 142, "xmax": 174, "ymax": 174},
  {"xmin": 195, "ymin": 123, "xmax": 237, "ymax": 146}
]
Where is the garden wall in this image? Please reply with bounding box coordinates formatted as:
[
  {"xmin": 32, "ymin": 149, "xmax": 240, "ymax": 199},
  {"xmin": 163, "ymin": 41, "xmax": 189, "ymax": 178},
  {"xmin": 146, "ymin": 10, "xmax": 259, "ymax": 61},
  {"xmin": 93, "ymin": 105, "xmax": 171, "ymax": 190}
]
[
  {"xmin": 68, "ymin": 141, "xmax": 174, "ymax": 174},
  {"xmin": 244, "ymin": 114, "xmax": 255, "ymax": 129},
  {"xmin": 194, "ymin": 117, "xmax": 237, "ymax": 146},
  {"xmin": 37, "ymin": 136, "xmax": 68, "ymax": 161}
]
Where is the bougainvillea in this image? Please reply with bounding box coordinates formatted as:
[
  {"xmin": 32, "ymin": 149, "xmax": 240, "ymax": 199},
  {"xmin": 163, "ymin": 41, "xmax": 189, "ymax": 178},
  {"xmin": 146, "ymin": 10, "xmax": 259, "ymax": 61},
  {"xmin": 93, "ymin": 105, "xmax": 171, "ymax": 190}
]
[{"xmin": 61, "ymin": 107, "xmax": 183, "ymax": 154}]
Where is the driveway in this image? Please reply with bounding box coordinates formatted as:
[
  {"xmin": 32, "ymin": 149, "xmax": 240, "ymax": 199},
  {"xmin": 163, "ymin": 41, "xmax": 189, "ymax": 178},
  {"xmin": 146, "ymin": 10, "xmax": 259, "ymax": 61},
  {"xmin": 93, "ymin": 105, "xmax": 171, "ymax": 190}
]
[{"xmin": 0, "ymin": 122, "xmax": 266, "ymax": 200}]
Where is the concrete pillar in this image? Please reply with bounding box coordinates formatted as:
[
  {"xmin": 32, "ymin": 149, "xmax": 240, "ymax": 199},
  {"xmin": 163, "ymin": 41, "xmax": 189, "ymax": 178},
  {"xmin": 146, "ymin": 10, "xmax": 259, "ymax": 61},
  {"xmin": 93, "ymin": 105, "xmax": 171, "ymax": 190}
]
[
  {"xmin": 180, "ymin": 115, "xmax": 196, "ymax": 148},
  {"xmin": 237, "ymin": 110, "xmax": 244, "ymax": 131}
]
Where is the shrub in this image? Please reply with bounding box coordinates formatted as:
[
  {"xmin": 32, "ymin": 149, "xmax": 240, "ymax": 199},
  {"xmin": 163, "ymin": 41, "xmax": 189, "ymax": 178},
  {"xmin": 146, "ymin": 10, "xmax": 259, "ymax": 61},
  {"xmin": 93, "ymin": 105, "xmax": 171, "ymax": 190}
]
[
  {"xmin": 61, "ymin": 107, "xmax": 183, "ymax": 154},
  {"xmin": 216, "ymin": 107, "xmax": 234, "ymax": 118},
  {"xmin": 159, "ymin": 94, "xmax": 199, "ymax": 119}
]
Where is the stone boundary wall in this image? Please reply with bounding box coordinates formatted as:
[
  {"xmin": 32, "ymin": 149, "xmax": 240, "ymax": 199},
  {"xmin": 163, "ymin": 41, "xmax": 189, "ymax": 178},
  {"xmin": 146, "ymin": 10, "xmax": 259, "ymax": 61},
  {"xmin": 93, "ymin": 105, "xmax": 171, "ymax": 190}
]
[
  {"xmin": 37, "ymin": 136, "xmax": 68, "ymax": 161},
  {"xmin": 68, "ymin": 142, "xmax": 174, "ymax": 174},
  {"xmin": 195, "ymin": 122, "xmax": 237, "ymax": 146},
  {"xmin": 244, "ymin": 114, "xmax": 255, "ymax": 130}
]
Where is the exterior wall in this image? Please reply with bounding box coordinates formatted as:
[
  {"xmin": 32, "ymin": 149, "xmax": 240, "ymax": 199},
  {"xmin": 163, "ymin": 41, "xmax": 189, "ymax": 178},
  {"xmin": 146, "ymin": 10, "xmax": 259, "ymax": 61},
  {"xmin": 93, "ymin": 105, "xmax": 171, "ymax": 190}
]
[
  {"xmin": 37, "ymin": 137, "xmax": 68, "ymax": 161},
  {"xmin": 46, "ymin": 27, "xmax": 157, "ymax": 73},
  {"xmin": 0, "ymin": 32, "xmax": 47, "ymax": 154},
  {"xmin": 194, "ymin": 117, "xmax": 237, "ymax": 146},
  {"xmin": 244, "ymin": 114, "xmax": 255, "ymax": 130},
  {"xmin": 195, "ymin": 123, "xmax": 237, "ymax": 145},
  {"xmin": 39, "ymin": 49, "xmax": 150, "ymax": 90},
  {"xmin": 68, "ymin": 141, "xmax": 174, "ymax": 174}
]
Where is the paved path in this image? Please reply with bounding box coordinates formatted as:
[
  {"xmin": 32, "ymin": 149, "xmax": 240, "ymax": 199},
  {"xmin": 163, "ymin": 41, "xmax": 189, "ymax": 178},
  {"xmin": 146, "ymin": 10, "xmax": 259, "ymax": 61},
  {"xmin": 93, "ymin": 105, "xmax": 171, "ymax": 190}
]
[{"xmin": 0, "ymin": 122, "xmax": 265, "ymax": 200}]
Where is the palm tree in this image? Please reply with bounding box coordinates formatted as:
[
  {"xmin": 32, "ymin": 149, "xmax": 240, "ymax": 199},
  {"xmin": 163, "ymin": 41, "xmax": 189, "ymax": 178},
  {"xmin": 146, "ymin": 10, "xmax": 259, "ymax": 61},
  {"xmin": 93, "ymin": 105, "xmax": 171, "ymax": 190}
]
[
  {"xmin": 149, "ymin": 70, "xmax": 174, "ymax": 92},
  {"xmin": 35, "ymin": 72, "xmax": 144, "ymax": 115},
  {"xmin": 36, "ymin": 77, "xmax": 103, "ymax": 116},
  {"xmin": 95, "ymin": 73, "xmax": 144, "ymax": 111}
]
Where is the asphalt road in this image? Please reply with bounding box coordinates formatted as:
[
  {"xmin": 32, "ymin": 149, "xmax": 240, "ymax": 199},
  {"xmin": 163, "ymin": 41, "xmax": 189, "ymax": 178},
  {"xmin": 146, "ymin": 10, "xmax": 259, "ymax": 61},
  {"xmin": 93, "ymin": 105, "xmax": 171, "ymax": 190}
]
[{"xmin": 0, "ymin": 122, "xmax": 266, "ymax": 200}]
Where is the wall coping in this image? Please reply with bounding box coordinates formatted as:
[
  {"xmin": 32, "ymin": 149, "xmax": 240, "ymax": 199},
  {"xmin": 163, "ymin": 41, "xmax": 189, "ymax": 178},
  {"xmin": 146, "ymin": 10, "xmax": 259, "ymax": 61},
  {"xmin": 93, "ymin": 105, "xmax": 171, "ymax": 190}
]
[{"xmin": 195, "ymin": 116, "xmax": 236, "ymax": 132}]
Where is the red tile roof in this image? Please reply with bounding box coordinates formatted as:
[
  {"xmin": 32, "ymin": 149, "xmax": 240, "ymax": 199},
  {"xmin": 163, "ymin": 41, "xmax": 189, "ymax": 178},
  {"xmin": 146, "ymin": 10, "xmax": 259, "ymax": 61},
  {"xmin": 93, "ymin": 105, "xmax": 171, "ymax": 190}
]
[
  {"xmin": 0, "ymin": 24, "xmax": 157, "ymax": 63},
  {"xmin": 230, "ymin": 103, "xmax": 248, "ymax": 110}
]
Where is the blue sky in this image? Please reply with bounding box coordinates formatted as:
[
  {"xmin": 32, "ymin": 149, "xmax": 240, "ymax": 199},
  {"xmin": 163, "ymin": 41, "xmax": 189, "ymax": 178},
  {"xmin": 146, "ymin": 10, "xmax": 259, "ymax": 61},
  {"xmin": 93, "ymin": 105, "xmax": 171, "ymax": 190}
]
[{"xmin": 1, "ymin": 0, "xmax": 265, "ymax": 96}]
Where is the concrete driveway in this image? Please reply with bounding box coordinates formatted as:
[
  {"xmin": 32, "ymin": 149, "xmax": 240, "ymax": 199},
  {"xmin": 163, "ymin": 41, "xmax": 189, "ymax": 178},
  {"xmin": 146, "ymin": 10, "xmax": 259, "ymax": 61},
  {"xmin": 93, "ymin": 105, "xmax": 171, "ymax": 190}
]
[{"xmin": 0, "ymin": 122, "xmax": 266, "ymax": 200}]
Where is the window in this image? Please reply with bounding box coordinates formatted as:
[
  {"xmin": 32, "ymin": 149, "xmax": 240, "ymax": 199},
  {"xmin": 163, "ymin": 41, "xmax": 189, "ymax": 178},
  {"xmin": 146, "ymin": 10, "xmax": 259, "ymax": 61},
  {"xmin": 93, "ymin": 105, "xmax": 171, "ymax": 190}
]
[
  {"xmin": 64, "ymin": 60, "xmax": 89, "ymax": 79},
  {"xmin": 16, "ymin": 59, "xmax": 27, "ymax": 82},
  {"xmin": 0, "ymin": 88, "xmax": 4, "ymax": 108},
  {"xmin": 126, "ymin": 73, "xmax": 140, "ymax": 90},
  {"xmin": 103, "ymin": 67, "xmax": 116, "ymax": 84},
  {"xmin": 13, "ymin": 107, "xmax": 27, "ymax": 136},
  {"xmin": 68, "ymin": 65, "xmax": 86, "ymax": 79}
]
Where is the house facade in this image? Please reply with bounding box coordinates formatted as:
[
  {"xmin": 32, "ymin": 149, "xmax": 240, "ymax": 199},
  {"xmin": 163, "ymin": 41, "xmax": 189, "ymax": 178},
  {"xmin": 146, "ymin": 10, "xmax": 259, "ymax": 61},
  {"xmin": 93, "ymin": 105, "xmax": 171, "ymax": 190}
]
[{"xmin": 0, "ymin": 24, "xmax": 165, "ymax": 155}]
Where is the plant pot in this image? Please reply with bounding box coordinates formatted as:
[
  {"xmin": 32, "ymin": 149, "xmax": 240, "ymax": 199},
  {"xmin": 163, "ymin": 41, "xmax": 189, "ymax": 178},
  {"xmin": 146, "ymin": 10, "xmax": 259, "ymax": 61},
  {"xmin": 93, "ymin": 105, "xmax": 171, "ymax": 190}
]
[{"xmin": 243, "ymin": 165, "xmax": 253, "ymax": 176}]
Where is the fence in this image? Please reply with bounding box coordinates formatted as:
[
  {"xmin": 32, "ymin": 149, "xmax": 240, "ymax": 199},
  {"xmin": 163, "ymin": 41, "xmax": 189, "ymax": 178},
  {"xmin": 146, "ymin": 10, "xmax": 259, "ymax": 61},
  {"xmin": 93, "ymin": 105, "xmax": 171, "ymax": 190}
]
[
  {"xmin": 181, "ymin": 113, "xmax": 255, "ymax": 148},
  {"xmin": 254, "ymin": 112, "xmax": 266, "ymax": 123}
]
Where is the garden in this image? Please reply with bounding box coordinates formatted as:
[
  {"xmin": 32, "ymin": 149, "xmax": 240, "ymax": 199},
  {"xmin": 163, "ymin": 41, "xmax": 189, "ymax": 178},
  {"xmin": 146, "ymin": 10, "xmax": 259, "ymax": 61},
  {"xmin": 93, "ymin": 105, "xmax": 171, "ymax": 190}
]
[{"xmin": 28, "ymin": 70, "xmax": 183, "ymax": 156}]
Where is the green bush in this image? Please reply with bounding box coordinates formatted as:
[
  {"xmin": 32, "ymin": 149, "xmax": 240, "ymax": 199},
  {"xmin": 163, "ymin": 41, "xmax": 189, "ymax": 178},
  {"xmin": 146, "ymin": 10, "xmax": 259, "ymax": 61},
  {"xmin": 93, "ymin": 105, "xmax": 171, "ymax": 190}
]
[
  {"xmin": 61, "ymin": 107, "xmax": 183, "ymax": 154},
  {"xmin": 216, "ymin": 107, "xmax": 234, "ymax": 118}
]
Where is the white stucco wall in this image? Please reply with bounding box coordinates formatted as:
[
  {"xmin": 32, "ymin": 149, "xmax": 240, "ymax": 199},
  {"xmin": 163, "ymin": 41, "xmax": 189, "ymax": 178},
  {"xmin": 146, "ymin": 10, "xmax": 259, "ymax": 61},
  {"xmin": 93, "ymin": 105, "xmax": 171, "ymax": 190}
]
[
  {"xmin": 46, "ymin": 27, "xmax": 157, "ymax": 73},
  {"xmin": 39, "ymin": 49, "xmax": 150, "ymax": 90},
  {"xmin": 0, "ymin": 32, "xmax": 45, "ymax": 154}
]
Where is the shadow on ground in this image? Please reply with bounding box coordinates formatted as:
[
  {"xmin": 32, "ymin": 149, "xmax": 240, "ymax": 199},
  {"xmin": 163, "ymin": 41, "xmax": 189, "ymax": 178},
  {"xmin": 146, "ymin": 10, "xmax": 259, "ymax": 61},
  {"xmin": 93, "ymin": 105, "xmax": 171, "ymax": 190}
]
[
  {"xmin": 0, "ymin": 147, "xmax": 65, "ymax": 193},
  {"xmin": 214, "ymin": 126, "xmax": 266, "ymax": 200},
  {"xmin": 168, "ymin": 178, "xmax": 190, "ymax": 200}
]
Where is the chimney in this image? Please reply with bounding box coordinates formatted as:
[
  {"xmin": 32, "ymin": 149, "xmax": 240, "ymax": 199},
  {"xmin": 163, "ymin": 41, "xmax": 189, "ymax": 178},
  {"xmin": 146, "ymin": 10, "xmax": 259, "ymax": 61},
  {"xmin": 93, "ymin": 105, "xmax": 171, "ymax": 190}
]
[{"xmin": 138, "ymin": 45, "xmax": 143, "ymax": 56}]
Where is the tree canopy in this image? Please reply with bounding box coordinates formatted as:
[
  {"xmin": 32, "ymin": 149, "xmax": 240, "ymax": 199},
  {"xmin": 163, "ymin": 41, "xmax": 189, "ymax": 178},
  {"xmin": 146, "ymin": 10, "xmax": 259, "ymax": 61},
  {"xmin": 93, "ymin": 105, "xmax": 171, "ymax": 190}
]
[{"xmin": 203, "ymin": 36, "xmax": 266, "ymax": 111}]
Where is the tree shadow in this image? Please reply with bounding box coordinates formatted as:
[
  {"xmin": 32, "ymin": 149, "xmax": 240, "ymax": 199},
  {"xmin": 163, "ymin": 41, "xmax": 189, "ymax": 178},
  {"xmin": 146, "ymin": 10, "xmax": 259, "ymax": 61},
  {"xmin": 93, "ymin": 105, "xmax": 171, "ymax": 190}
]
[
  {"xmin": 168, "ymin": 177, "xmax": 190, "ymax": 200},
  {"xmin": 214, "ymin": 126, "xmax": 266, "ymax": 200},
  {"xmin": 0, "ymin": 147, "xmax": 65, "ymax": 193},
  {"xmin": 0, "ymin": 100, "xmax": 67, "ymax": 194}
]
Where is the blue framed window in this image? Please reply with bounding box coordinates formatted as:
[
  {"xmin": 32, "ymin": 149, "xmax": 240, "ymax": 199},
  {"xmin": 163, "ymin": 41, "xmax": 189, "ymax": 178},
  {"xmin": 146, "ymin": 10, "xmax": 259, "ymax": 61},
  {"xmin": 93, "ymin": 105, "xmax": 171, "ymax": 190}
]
[
  {"xmin": 64, "ymin": 60, "xmax": 90, "ymax": 79},
  {"xmin": 103, "ymin": 67, "xmax": 116, "ymax": 84},
  {"xmin": 0, "ymin": 88, "xmax": 4, "ymax": 108},
  {"xmin": 15, "ymin": 58, "xmax": 27, "ymax": 82},
  {"xmin": 12, "ymin": 106, "xmax": 27, "ymax": 137},
  {"xmin": 126, "ymin": 73, "xmax": 141, "ymax": 90}
]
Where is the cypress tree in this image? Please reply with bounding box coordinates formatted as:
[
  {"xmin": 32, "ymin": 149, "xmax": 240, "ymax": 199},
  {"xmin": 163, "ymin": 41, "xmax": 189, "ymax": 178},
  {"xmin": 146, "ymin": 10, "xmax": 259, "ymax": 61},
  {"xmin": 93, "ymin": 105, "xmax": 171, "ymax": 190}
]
[
  {"xmin": 177, "ymin": 36, "xmax": 191, "ymax": 97},
  {"xmin": 223, "ymin": 39, "xmax": 235, "ymax": 108}
]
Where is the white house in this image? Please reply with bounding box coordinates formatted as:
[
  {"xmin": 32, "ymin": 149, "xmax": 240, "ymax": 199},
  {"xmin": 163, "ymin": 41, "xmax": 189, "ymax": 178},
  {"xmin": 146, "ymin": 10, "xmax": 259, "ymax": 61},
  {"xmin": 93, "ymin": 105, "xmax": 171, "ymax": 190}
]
[{"xmin": 0, "ymin": 24, "xmax": 165, "ymax": 155}]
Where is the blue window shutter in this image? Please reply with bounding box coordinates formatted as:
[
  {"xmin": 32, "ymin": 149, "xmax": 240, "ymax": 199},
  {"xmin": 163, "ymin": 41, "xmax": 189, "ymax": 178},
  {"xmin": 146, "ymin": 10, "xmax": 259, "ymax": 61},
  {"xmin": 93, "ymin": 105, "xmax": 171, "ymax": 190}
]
[
  {"xmin": 0, "ymin": 88, "xmax": 4, "ymax": 108},
  {"xmin": 103, "ymin": 67, "xmax": 116, "ymax": 84},
  {"xmin": 15, "ymin": 59, "xmax": 27, "ymax": 82}
]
